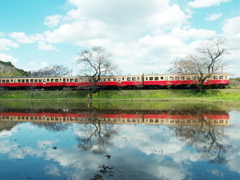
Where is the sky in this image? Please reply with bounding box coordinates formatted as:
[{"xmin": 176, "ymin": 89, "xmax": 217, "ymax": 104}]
[{"xmin": 0, "ymin": 0, "xmax": 240, "ymax": 77}]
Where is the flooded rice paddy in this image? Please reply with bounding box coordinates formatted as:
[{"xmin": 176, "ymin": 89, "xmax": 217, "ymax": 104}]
[{"xmin": 0, "ymin": 101, "xmax": 239, "ymax": 180}]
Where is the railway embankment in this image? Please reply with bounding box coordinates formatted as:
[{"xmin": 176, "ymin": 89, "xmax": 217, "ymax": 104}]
[{"xmin": 0, "ymin": 89, "xmax": 240, "ymax": 103}]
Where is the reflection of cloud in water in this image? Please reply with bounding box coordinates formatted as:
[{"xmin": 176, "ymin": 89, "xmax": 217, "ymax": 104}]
[
  {"xmin": 228, "ymin": 154, "xmax": 240, "ymax": 173},
  {"xmin": 112, "ymin": 125, "xmax": 185, "ymax": 156},
  {"xmin": 0, "ymin": 128, "xmax": 18, "ymax": 137},
  {"xmin": 45, "ymin": 164, "xmax": 62, "ymax": 177},
  {"xmin": 38, "ymin": 140, "xmax": 59, "ymax": 150},
  {"xmin": 0, "ymin": 140, "xmax": 18, "ymax": 154},
  {"xmin": 155, "ymin": 164, "xmax": 187, "ymax": 180}
]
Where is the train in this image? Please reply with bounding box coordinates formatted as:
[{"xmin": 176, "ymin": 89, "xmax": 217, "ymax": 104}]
[{"xmin": 0, "ymin": 73, "xmax": 229, "ymax": 90}]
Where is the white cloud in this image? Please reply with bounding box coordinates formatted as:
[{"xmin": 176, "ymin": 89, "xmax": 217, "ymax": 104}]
[
  {"xmin": 0, "ymin": 38, "xmax": 19, "ymax": 50},
  {"xmin": 44, "ymin": 15, "xmax": 62, "ymax": 27},
  {"xmin": 38, "ymin": 41, "xmax": 59, "ymax": 51},
  {"xmin": 67, "ymin": 0, "xmax": 169, "ymax": 25},
  {"xmin": 170, "ymin": 28, "xmax": 216, "ymax": 41},
  {"xmin": 40, "ymin": 62, "xmax": 49, "ymax": 67},
  {"xmin": 188, "ymin": 0, "xmax": 231, "ymax": 8},
  {"xmin": 38, "ymin": 0, "xmax": 192, "ymax": 75},
  {"xmin": 44, "ymin": 21, "xmax": 109, "ymax": 44},
  {"xmin": 146, "ymin": 4, "xmax": 189, "ymax": 30},
  {"xmin": 205, "ymin": 13, "xmax": 222, "ymax": 21},
  {"xmin": 42, "ymin": 0, "xmax": 189, "ymax": 46},
  {"xmin": 222, "ymin": 16, "xmax": 240, "ymax": 48},
  {"xmin": 9, "ymin": 32, "xmax": 41, "ymax": 44},
  {"xmin": 29, "ymin": 62, "xmax": 35, "ymax": 66},
  {"xmin": 0, "ymin": 53, "xmax": 19, "ymax": 63}
]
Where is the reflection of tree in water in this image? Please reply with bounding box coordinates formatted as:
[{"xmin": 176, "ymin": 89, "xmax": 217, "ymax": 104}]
[
  {"xmin": 31, "ymin": 122, "xmax": 70, "ymax": 132},
  {"xmin": 76, "ymin": 113, "xmax": 121, "ymax": 154},
  {"xmin": 170, "ymin": 113, "xmax": 231, "ymax": 163}
]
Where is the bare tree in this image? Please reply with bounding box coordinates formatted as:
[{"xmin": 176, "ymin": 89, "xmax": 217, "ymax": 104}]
[
  {"xmin": 30, "ymin": 64, "xmax": 70, "ymax": 77},
  {"xmin": 170, "ymin": 38, "xmax": 228, "ymax": 92},
  {"xmin": 76, "ymin": 46, "xmax": 119, "ymax": 92}
]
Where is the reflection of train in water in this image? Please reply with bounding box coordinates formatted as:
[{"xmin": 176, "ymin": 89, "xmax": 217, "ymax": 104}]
[
  {"xmin": 0, "ymin": 73, "xmax": 229, "ymax": 90},
  {"xmin": 0, "ymin": 112, "xmax": 230, "ymax": 126}
]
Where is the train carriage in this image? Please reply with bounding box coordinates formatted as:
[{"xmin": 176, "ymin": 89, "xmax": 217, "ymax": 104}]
[
  {"xmin": 143, "ymin": 73, "xmax": 229, "ymax": 89},
  {"xmin": 0, "ymin": 76, "xmax": 65, "ymax": 90},
  {"xmin": 101, "ymin": 75, "xmax": 143, "ymax": 89}
]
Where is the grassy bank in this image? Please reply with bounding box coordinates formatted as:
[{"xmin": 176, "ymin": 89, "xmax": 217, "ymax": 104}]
[{"xmin": 0, "ymin": 89, "xmax": 240, "ymax": 102}]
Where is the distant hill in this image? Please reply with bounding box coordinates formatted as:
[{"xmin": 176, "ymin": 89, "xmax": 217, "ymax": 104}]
[{"xmin": 0, "ymin": 60, "xmax": 30, "ymax": 77}]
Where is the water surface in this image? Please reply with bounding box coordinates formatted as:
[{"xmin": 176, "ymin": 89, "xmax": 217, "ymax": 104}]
[{"xmin": 0, "ymin": 101, "xmax": 239, "ymax": 180}]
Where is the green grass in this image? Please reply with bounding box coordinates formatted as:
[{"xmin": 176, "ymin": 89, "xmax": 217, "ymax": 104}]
[
  {"xmin": 92, "ymin": 89, "xmax": 240, "ymax": 102},
  {"xmin": 0, "ymin": 89, "xmax": 240, "ymax": 102}
]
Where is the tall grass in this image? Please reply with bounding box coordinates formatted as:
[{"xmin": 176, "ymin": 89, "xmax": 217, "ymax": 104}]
[{"xmin": 0, "ymin": 89, "xmax": 240, "ymax": 102}]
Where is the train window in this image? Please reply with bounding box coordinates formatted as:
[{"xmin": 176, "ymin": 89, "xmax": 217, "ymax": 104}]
[
  {"xmin": 14, "ymin": 79, "xmax": 16, "ymax": 82},
  {"xmin": 149, "ymin": 77, "xmax": 153, "ymax": 80},
  {"xmin": 127, "ymin": 77, "xmax": 131, "ymax": 81},
  {"xmin": 186, "ymin": 77, "xmax": 190, "ymax": 80},
  {"xmin": 113, "ymin": 78, "xmax": 117, "ymax": 81},
  {"xmin": 118, "ymin": 78, "xmax": 121, "ymax": 81},
  {"xmin": 2, "ymin": 80, "xmax": 5, "ymax": 83},
  {"xmin": 137, "ymin": 77, "xmax": 140, "ymax": 80},
  {"xmin": 170, "ymin": 77, "xmax": 173, "ymax": 80},
  {"xmin": 225, "ymin": 76, "xmax": 227, "ymax": 79},
  {"xmin": 6, "ymin": 80, "xmax": 9, "ymax": 83},
  {"xmin": 55, "ymin": 79, "xmax": 59, "ymax": 82},
  {"xmin": 155, "ymin": 77, "xmax": 159, "ymax": 80},
  {"xmin": 214, "ymin": 76, "xmax": 218, "ymax": 79},
  {"xmin": 122, "ymin": 77, "xmax": 124, "ymax": 81},
  {"xmin": 51, "ymin": 79, "xmax": 54, "ymax": 82},
  {"xmin": 30, "ymin": 79, "xmax": 33, "ymax": 82},
  {"xmin": 22, "ymin": 79, "xmax": 25, "ymax": 83},
  {"xmin": 219, "ymin": 76, "xmax": 223, "ymax": 79},
  {"xmin": 34, "ymin": 79, "xmax": 38, "ymax": 82},
  {"xmin": 175, "ymin": 77, "xmax": 179, "ymax": 80},
  {"xmin": 108, "ymin": 78, "xmax": 111, "ymax": 81},
  {"xmin": 26, "ymin": 79, "xmax": 29, "ymax": 82},
  {"xmin": 0, "ymin": 80, "xmax": 1, "ymax": 82},
  {"xmin": 180, "ymin": 77, "xmax": 184, "ymax": 80},
  {"xmin": 146, "ymin": 77, "xmax": 148, "ymax": 80},
  {"xmin": 165, "ymin": 77, "xmax": 168, "ymax": 80},
  {"xmin": 70, "ymin": 79, "xmax": 74, "ymax": 82},
  {"xmin": 46, "ymin": 79, "xmax": 49, "ymax": 82},
  {"xmin": 74, "ymin": 79, "xmax": 78, "ymax": 82},
  {"xmin": 160, "ymin": 77, "xmax": 163, "ymax": 80},
  {"xmin": 132, "ymin": 77, "xmax": 136, "ymax": 81},
  {"xmin": 40, "ymin": 79, "xmax": 43, "ymax": 82}
]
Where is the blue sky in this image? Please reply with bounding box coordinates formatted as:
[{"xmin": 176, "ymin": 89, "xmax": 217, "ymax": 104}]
[{"xmin": 0, "ymin": 0, "xmax": 240, "ymax": 76}]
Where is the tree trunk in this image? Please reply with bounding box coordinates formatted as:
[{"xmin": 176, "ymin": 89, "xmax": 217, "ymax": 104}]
[{"xmin": 92, "ymin": 80, "xmax": 98, "ymax": 93}]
